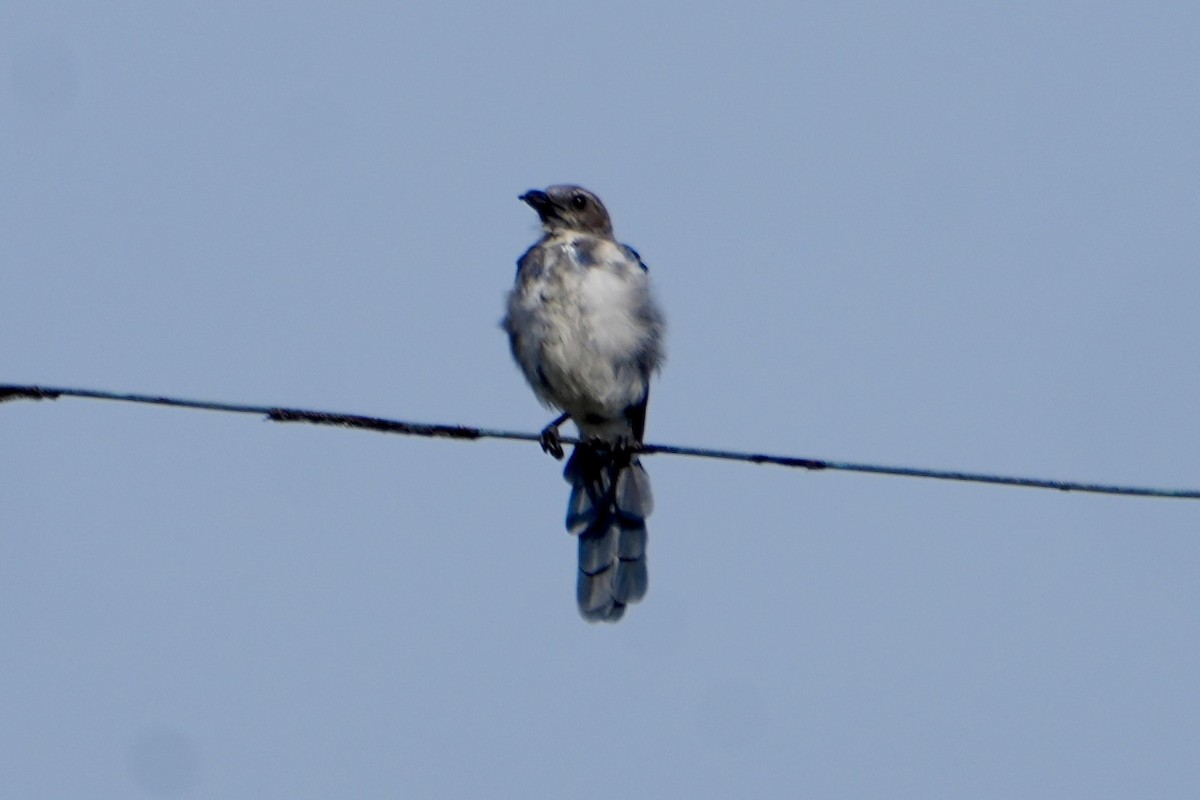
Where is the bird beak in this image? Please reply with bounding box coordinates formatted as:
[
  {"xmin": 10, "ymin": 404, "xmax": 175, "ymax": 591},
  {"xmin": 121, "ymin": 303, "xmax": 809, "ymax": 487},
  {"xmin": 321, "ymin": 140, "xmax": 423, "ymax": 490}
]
[{"xmin": 519, "ymin": 189, "xmax": 553, "ymax": 214}]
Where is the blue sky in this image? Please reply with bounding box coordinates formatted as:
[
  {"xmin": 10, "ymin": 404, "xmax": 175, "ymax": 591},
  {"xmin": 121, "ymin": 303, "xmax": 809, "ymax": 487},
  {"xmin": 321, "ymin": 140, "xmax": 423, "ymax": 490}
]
[{"xmin": 3, "ymin": 3, "xmax": 1198, "ymax": 797}]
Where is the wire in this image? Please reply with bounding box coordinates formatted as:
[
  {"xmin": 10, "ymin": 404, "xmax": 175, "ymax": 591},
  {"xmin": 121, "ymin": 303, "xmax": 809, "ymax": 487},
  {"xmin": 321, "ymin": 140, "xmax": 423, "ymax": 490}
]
[{"xmin": 2, "ymin": 382, "xmax": 1198, "ymax": 500}]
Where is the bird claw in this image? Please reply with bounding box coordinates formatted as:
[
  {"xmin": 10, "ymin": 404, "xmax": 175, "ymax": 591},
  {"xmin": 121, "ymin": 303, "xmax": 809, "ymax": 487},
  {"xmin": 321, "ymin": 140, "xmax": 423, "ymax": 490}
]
[
  {"xmin": 585, "ymin": 435, "xmax": 639, "ymax": 466},
  {"xmin": 539, "ymin": 425, "xmax": 565, "ymax": 460},
  {"xmin": 603, "ymin": 435, "xmax": 638, "ymax": 459}
]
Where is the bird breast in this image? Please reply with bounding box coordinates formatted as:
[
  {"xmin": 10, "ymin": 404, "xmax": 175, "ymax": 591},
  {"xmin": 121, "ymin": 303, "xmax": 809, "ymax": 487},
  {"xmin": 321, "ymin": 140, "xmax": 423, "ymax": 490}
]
[{"xmin": 518, "ymin": 239, "xmax": 654, "ymax": 420}]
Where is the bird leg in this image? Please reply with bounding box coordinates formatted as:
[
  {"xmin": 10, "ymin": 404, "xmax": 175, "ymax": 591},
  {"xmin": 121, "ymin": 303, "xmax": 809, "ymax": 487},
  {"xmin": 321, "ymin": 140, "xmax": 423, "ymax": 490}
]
[{"xmin": 539, "ymin": 412, "xmax": 570, "ymax": 460}]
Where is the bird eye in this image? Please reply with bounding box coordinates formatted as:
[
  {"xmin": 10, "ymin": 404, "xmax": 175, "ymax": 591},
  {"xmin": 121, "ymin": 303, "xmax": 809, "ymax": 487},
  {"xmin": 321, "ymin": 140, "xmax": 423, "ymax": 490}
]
[{"xmin": 571, "ymin": 194, "xmax": 588, "ymax": 210}]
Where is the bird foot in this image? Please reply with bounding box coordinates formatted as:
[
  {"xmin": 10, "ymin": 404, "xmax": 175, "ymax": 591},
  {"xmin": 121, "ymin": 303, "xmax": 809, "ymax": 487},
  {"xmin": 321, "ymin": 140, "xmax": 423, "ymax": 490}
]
[
  {"xmin": 589, "ymin": 435, "xmax": 638, "ymax": 464},
  {"xmin": 539, "ymin": 423, "xmax": 565, "ymax": 460},
  {"xmin": 608, "ymin": 435, "xmax": 638, "ymax": 455}
]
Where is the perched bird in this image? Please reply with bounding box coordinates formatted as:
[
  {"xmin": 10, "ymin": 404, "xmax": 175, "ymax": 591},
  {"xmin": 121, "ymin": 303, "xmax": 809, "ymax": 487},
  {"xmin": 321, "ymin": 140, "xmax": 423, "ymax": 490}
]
[{"xmin": 503, "ymin": 185, "xmax": 665, "ymax": 622}]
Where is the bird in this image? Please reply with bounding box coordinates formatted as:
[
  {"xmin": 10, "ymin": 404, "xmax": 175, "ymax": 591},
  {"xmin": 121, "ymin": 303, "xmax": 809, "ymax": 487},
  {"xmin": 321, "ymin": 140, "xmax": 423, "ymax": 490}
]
[{"xmin": 503, "ymin": 185, "xmax": 665, "ymax": 622}]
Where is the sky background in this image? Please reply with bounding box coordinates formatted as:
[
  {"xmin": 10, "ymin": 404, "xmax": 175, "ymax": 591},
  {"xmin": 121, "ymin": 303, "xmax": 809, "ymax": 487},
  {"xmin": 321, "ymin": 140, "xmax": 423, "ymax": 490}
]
[{"xmin": 2, "ymin": 2, "xmax": 1198, "ymax": 797}]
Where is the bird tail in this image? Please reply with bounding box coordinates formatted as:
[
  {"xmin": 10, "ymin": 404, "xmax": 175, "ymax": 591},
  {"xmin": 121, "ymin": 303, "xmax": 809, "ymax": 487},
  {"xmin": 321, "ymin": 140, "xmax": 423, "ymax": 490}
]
[{"xmin": 563, "ymin": 443, "xmax": 653, "ymax": 622}]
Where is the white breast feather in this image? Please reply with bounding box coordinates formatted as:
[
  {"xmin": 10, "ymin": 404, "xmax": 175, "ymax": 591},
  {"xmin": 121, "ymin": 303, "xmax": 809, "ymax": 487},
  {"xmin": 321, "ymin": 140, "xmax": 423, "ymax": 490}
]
[
  {"xmin": 578, "ymin": 266, "xmax": 643, "ymax": 361},
  {"xmin": 507, "ymin": 236, "xmax": 658, "ymax": 438}
]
